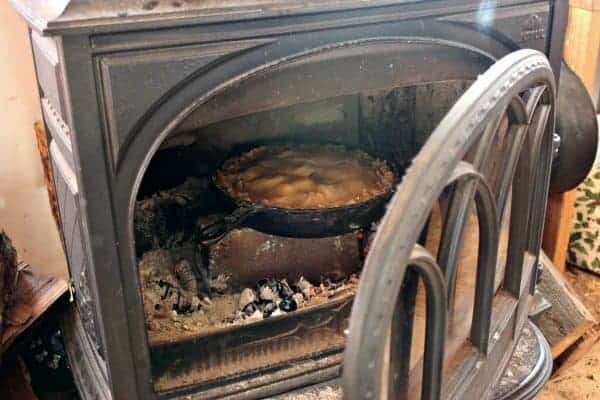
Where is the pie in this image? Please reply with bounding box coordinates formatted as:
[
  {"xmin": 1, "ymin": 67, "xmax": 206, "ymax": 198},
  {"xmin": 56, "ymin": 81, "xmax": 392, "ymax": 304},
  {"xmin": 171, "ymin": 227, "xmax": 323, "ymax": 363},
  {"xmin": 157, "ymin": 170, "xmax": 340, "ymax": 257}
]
[{"xmin": 216, "ymin": 144, "xmax": 394, "ymax": 209}]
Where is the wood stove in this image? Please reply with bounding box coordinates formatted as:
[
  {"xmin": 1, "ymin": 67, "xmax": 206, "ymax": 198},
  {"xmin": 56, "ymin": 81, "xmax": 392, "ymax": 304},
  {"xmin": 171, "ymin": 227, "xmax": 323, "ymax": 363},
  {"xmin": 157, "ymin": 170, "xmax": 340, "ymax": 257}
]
[{"xmin": 10, "ymin": 1, "xmax": 571, "ymax": 399}]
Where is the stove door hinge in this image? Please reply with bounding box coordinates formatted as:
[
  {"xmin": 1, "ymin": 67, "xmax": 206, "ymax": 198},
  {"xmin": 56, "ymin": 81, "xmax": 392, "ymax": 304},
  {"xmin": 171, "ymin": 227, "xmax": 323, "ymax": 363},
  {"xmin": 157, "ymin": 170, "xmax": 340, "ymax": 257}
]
[{"xmin": 552, "ymin": 132, "xmax": 561, "ymax": 160}]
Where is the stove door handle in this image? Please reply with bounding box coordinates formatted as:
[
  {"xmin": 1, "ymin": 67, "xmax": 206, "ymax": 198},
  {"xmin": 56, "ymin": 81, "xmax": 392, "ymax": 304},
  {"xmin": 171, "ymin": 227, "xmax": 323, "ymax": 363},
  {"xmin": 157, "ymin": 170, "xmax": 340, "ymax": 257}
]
[{"xmin": 197, "ymin": 204, "xmax": 256, "ymax": 244}]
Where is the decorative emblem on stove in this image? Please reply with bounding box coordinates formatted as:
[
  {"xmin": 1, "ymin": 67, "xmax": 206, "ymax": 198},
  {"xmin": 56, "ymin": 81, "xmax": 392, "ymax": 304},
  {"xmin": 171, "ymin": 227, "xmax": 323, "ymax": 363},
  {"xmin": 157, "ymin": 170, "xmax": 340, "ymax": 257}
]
[{"xmin": 520, "ymin": 14, "xmax": 546, "ymax": 42}]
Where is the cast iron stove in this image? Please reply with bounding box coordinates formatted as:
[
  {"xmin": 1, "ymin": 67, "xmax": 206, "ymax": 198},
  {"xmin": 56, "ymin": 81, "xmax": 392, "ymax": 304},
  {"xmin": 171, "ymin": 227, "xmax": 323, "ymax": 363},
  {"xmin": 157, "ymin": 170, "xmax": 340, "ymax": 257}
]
[{"xmin": 10, "ymin": 1, "xmax": 577, "ymax": 399}]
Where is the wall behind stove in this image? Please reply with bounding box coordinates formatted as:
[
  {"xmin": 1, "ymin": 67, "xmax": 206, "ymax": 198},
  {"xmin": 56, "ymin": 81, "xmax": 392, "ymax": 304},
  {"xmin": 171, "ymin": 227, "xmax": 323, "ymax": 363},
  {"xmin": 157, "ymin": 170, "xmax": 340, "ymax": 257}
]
[{"xmin": 0, "ymin": 2, "xmax": 67, "ymax": 278}]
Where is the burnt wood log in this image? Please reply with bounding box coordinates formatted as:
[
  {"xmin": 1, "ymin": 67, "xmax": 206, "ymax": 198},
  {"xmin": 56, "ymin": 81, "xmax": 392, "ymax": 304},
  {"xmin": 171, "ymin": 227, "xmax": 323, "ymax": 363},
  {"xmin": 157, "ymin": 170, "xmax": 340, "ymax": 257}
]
[{"xmin": 134, "ymin": 177, "xmax": 217, "ymax": 255}]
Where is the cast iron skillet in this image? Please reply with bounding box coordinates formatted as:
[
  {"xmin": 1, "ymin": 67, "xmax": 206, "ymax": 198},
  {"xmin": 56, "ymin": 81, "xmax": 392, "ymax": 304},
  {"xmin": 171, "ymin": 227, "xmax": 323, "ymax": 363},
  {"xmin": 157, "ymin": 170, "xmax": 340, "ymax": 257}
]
[{"xmin": 197, "ymin": 145, "xmax": 401, "ymax": 242}]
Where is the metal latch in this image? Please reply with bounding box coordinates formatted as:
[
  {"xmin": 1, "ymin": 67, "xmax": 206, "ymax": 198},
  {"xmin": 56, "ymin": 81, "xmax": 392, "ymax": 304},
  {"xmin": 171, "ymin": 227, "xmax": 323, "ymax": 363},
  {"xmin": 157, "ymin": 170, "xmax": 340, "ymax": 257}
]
[{"xmin": 68, "ymin": 279, "xmax": 75, "ymax": 302}]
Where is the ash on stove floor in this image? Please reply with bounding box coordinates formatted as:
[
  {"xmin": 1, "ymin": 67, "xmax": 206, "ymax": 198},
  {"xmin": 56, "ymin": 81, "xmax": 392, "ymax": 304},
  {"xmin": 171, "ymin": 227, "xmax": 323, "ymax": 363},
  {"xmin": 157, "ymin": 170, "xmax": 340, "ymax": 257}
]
[{"xmin": 272, "ymin": 320, "xmax": 551, "ymax": 400}]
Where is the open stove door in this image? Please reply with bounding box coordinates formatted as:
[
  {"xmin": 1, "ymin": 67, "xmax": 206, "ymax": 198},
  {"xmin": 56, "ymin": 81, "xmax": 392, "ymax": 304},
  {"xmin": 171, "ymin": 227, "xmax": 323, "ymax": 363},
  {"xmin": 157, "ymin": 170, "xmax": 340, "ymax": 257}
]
[{"xmin": 343, "ymin": 50, "xmax": 556, "ymax": 400}]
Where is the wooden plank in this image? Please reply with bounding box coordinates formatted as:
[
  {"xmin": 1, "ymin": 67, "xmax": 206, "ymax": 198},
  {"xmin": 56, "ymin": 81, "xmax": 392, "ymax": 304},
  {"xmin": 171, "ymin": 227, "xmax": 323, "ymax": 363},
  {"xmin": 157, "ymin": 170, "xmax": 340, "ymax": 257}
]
[
  {"xmin": 533, "ymin": 252, "xmax": 596, "ymax": 359},
  {"xmin": 553, "ymin": 327, "xmax": 600, "ymax": 376},
  {"xmin": 564, "ymin": 0, "xmax": 600, "ymax": 96},
  {"xmin": 0, "ymin": 266, "xmax": 68, "ymax": 354},
  {"xmin": 543, "ymin": 190, "xmax": 577, "ymax": 273}
]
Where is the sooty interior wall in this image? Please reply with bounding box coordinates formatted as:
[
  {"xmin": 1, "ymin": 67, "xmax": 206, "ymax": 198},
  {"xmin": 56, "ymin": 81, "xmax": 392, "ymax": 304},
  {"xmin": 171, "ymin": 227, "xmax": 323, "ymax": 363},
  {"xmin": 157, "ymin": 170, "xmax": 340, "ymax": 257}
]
[{"xmin": 138, "ymin": 80, "xmax": 472, "ymax": 199}]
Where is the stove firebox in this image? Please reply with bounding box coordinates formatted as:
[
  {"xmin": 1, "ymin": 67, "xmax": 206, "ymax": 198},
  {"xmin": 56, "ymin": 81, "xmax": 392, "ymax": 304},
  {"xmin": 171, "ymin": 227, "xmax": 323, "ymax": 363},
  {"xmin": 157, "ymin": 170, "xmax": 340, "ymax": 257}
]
[
  {"xmin": 10, "ymin": 1, "xmax": 568, "ymax": 399},
  {"xmin": 134, "ymin": 80, "xmax": 471, "ymax": 395}
]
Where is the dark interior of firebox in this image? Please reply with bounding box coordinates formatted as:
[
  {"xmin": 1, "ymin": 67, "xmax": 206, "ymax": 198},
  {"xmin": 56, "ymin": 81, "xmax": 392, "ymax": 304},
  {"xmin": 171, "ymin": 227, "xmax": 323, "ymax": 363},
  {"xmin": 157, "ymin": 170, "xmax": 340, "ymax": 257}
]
[{"xmin": 133, "ymin": 80, "xmax": 511, "ymax": 392}]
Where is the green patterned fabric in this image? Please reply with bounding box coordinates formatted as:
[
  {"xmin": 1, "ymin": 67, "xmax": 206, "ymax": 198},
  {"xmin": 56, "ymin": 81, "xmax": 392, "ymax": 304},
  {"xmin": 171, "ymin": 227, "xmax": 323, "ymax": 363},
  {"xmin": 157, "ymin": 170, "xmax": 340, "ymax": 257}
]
[{"xmin": 568, "ymin": 165, "xmax": 600, "ymax": 274}]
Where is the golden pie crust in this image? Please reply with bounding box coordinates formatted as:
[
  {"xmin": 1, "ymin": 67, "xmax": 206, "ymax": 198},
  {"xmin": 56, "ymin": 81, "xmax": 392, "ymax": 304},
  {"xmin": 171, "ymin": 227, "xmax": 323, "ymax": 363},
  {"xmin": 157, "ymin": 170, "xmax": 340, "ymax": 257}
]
[{"xmin": 216, "ymin": 144, "xmax": 394, "ymax": 209}]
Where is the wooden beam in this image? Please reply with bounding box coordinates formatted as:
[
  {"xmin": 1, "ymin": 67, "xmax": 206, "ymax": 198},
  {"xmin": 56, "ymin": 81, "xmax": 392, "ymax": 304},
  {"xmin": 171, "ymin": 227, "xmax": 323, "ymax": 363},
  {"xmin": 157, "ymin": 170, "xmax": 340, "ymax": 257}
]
[
  {"xmin": 553, "ymin": 327, "xmax": 600, "ymax": 376},
  {"xmin": 564, "ymin": 0, "xmax": 600, "ymax": 96},
  {"xmin": 543, "ymin": 190, "xmax": 577, "ymax": 273}
]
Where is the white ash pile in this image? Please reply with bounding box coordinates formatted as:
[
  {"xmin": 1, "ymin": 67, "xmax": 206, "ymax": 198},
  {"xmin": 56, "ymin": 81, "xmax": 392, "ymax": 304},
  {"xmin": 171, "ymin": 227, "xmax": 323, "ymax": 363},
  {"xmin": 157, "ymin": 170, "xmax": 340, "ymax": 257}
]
[
  {"xmin": 141, "ymin": 250, "xmax": 359, "ymax": 341},
  {"xmin": 279, "ymin": 385, "xmax": 342, "ymax": 400},
  {"xmin": 138, "ymin": 249, "xmax": 229, "ymax": 325},
  {"xmin": 231, "ymin": 274, "xmax": 359, "ymax": 325}
]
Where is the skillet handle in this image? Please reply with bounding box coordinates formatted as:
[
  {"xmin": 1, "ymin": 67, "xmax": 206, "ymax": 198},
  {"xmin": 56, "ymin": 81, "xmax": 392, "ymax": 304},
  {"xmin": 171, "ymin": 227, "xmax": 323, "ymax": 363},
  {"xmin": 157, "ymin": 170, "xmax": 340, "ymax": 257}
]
[{"xmin": 197, "ymin": 204, "xmax": 256, "ymax": 244}]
